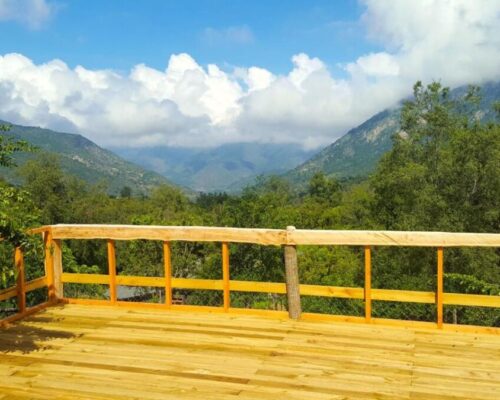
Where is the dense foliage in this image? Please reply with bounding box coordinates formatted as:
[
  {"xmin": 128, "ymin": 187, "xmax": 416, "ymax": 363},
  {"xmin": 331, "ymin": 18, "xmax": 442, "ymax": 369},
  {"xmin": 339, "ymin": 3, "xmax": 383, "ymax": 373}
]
[{"xmin": 1, "ymin": 83, "xmax": 499, "ymax": 326}]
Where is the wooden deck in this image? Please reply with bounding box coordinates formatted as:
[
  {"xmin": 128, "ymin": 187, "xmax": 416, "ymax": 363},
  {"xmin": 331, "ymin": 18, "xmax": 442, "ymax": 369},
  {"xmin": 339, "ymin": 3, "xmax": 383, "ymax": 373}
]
[{"xmin": 0, "ymin": 305, "xmax": 499, "ymax": 399}]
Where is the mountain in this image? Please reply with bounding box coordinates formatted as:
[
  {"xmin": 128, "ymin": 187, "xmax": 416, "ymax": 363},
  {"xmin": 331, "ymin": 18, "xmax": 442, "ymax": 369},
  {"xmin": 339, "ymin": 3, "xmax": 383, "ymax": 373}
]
[
  {"xmin": 0, "ymin": 122, "xmax": 176, "ymax": 195},
  {"xmin": 113, "ymin": 143, "xmax": 316, "ymax": 193},
  {"xmin": 285, "ymin": 81, "xmax": 500, "ymax": 187}
]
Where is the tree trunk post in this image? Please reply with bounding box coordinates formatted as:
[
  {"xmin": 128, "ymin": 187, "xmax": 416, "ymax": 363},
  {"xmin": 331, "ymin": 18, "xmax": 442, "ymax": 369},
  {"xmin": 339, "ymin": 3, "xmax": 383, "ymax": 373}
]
[
  {"xmin": 44, "ymin": 230, "xmax": 55, "ymax": 301},
  {"xmin": 284, "ymin": 226, "xmax": 301, "ymax": 320},
  {"xmin": 52, "ymin": 239, "xmax": 63, "ymax": 299}
]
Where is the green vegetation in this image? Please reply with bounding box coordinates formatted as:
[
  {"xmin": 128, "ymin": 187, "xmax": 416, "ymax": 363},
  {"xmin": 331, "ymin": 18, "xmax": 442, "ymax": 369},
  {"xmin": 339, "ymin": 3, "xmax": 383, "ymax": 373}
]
[
  {"xmin": 1, "ymin": 82, "xmax": 499, "ymax": 326},
  {"xmin": 0, "ymin": 121, "xmax": 177, "ymax": 196},
  {"xmin": 286, "ymin": 81, "xmax": 500, "ymax": 189}
]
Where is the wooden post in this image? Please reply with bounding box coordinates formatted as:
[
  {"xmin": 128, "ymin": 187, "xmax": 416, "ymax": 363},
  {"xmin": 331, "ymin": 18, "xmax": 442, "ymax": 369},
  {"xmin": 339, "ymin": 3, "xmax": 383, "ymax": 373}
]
[
  {"xmin": 163, "ymin": 241, "xmax": 172, "ymax": 307},
  {"xmin": 437, "ymin": 247, "xmax": 444, "ymax": 328},
  {"xmin": 364, "ymin": 245, "xmax": 372, "ymax": 322},
  {"xmin": 107, "ymin": 240, "xmax": 117, "ymax": 304},
  {"xmin": 52, "ymin": 239, "xmax": 63, "ymax": 299},
  {"xmin": 44, "ymin": 230, "xmax": 55, "ymax": 300},
  {"xmin": 222, "ymin": 242, "xmax": 230, "ymax": 312},
  {"xmin": 15, "ymin": 247, "xmax": 26, "ymax": 313},
  {"xmin": 284, "ymin": 226, "xmax": 301, "ymax": 320}
]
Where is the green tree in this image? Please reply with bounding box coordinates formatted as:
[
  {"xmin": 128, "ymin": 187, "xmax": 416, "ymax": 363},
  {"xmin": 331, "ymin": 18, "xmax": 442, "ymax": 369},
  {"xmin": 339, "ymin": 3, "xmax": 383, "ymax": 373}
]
[
  {"xmin": 20, "ymin": 153, "xmax": 71, "ymax": 224},
  {"xmin": 368, "ymin": 81, "xmax": 500, "ymax": 324},
  {"xmin": 0, "ymin": 124, "xmax": 33, "ymax": 167},
  {"xmin": 308, "ymin": 172, "xmax": 342, "ymax": 206}
]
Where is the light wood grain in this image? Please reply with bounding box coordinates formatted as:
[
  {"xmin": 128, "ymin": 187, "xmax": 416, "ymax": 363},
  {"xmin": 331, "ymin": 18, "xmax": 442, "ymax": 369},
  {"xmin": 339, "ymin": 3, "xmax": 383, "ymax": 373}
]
[
  {"xmin": 115, "ymin": 275, "xmax": 164, "ymax": 287},
  {"xmin": 44, "ymin": 230, "xmax": 55, "ymax": 300},
  {"xmin": 437, "ymin": 247, "xmax": 444, "ymax": 328},
  {"xmin": 371, "ymin": 289, "xmax": 435, "ymax": 303},
  {"xmin": 15, "ymin": 247, "xmax": 26, "ymax": 313},
  {"xmin": 62, "ymin": 273, "xmax": 110, "ymax": 285},
  {"xmin": 222, "ymin": 242, "xmax": 230, "ymax": 312},
  {"xmin": 58, "ymin": 272, "xmax": 500, "ymax": 311},
  {"xmin": 231, "ymin": 280, "xmax": 287, "ymax": 294},
  {"xmin": 299, "ymin": 284, "xmax": 365, "ymax": 299},
  {"xmin": 443, "ymin": 293, "xmax": 500, "ymax": 308},
  {"xmin": 288, "ymin": 229, "xmax": 500, "ymax": 247},
  {"xmin": 364, "ymin": 245, "xmax": 371, "ymax": 321},
  {"xmin": 107, "ymin": 240, "xmax": 117, "ymax": 304},
  {"xmin": 0, "ymin": 304, "xmax": 498, "ymax": 399},
  {"xmin": 25, "ymin": 276, "xmax": 48, "ymax": 292},
  {"xmin": 37, "ymin": 224, "xmax": 500, "ymax": 247},
  {"xmin": 0, "ymin": 276, "xmax": 48, "ymax": 302},
  {"xmin": 0, "ymin": 286, "xmax": 17, "ymax": 302},
  {"xmin": 53, "ymin": 239, "xmax": 63, "ymax": 298},
  {"xmin": 163, "ymin": 241, "xmax": 172, "ymax": 307},
  {"xmin": 49, "ymin": 224, "xmax": 286, "ymax": 245},
  {"xmin": 172, "ymin": 278, "xmax": 224, "ymax": 290}
]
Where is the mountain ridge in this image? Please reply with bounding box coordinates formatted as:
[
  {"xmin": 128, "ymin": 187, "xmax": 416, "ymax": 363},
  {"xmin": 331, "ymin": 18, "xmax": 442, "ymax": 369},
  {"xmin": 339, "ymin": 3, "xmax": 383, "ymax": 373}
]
[
  {"xmin": 0, "ymin": 121, "xmax": 178, "ymax": 195},
  {"xmin": 284, "ymin": 81, "xmax": 500, "ymax": 187},
  {"xmin": 113, "ymin": 142, "xmax": 316, "ymax": 193}
]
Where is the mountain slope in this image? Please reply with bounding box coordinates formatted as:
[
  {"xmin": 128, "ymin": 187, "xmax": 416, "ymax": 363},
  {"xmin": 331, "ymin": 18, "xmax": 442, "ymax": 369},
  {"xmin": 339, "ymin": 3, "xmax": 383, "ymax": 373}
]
[
  {"xmin": 285, "ymin": 81, "xmax": 500, "ymax": 187},
  {"xmin": 113, "ymin": 143, "xmax": 316, "ymax": 193},
  {"xmin": 0, "ymin": 122, "xmax": 176, "ymax": 195}
]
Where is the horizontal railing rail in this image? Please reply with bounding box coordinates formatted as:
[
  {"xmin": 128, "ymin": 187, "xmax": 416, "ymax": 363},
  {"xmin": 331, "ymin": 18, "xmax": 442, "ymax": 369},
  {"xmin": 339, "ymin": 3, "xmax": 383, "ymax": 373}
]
[
  {"xmin": 1, "ymin": 224, "xmax": 500, "ymax": 333},
  {"xmin": 30, "ymin": 224, "xmax": 500, "ymax": 247},
  {"xmin": 0, "ymin": 243, "xmax": 53, "ymax": 326}
]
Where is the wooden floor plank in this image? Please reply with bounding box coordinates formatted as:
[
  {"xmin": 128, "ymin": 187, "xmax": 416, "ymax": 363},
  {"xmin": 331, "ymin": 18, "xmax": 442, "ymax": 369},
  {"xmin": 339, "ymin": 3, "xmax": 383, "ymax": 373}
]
[{"xmin": 0, "ymin": 304, "xmax": 499, "ymax": 399}]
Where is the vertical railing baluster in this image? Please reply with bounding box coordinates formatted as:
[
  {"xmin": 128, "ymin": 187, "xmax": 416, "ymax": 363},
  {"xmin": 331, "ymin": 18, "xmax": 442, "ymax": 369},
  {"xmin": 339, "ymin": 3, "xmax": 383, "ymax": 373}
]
[
  {"xmin": 53, "ymin": 239, "xmax": 63, "ymax": 299},
  {"xmin": 44, "ymin": 229, "xmax": 55, "ymax": 300},
  {"xmin": 222, "ymin": 242, "xmax": 230, "ymax": 312},
  {"xmin": 15, "ymin": 247, "xmax": 26, "ymax": 314},
  {"xmin": 437, "ymin": 247, "xmax": 444, "ymax": 328},
  {"xmin": 107, "ymin": 239, "xmax": 117, "ymax": 304},
  {"xmin": 364, "ymin": 245, "xmax": 372, "ymax": 322},
  {"xmin": 284, "ymin": 226, "xmax": 301, "ymax": 320},
  {"xmin": 163, "ymin": 241, "xmax": 172, "ymax": 307}
]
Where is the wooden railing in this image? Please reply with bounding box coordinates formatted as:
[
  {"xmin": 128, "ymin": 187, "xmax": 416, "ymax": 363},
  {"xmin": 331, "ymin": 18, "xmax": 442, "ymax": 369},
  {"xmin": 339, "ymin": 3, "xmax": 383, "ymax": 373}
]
[
  {"xmin": 1, "ymin": 224, "xmax": 500, "ymax": 332},
  {"xmin": 0, "ymin": 234, "xmax": 53, "ymax": 326}
]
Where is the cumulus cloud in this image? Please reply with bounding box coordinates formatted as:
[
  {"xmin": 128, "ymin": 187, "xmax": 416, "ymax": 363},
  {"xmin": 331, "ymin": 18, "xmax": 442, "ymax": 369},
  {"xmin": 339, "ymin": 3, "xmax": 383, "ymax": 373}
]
[
  {"xmin": 0, "ymin": 0, "xmax": 499, "ymax": 149},
  {"xmin": 0, "ymin": 0, "xmax": 55, "ymax": 29}
]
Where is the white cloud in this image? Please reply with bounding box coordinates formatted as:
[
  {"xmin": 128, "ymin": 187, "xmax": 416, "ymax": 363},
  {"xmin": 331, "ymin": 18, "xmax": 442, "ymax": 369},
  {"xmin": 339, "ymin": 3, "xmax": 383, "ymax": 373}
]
[
  {"xmin": 347, "ymin": 52, "xmax": 400, "ymax": 77},
  {"xmin": 0, "ymin": 0, "xmax": 55, "ymax": 29},
  {"xmin": 202, "ymin": 26, "xmax": 255, "ymax": 46},
  {"xmin": 0, "ymin": 0, "xmax": 499, "ymax": 149}
]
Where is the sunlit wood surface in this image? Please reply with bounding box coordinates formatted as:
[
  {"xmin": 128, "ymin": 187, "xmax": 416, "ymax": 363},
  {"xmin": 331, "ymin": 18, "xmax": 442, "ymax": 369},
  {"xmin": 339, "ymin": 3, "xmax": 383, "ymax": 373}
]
[{"xmin": 1, "ymin": 304, "xmax": 499, "ymax": 399}]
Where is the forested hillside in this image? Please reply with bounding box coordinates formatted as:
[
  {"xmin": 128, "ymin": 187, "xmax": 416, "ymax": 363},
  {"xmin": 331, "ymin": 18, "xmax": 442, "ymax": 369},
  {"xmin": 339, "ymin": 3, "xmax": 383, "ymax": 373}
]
[
  {"xmin": 286, "ymin": 81, "xmax": 500, "ymax": 187},
  {"xmin": 1, "ymin": 82, "xmax": 499, "ymax": 326},
  {"xmin": 0, "ymin": 121, "xmax": 177, "ymax": 196}
]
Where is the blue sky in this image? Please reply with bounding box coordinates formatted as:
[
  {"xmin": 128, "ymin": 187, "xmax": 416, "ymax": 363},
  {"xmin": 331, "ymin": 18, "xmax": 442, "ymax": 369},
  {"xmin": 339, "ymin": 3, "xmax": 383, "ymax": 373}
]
[
  {"xmin": 0, "ymin": 0, "xmax": 498, "ymax": 149},
  {"xmin": 0, "ymin": 0, "xmax": 378, "ymax": 76}
]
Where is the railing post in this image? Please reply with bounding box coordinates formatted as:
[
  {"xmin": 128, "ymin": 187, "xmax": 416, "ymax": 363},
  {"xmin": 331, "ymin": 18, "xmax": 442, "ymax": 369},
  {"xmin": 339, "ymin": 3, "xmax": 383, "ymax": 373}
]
[
  {"xmin": 15, "ymin": 247, "xmax": 26, "ymax": 313},
  {"xmin": 222, "ymin": 242, "xmax": 230, "ymax": 312},
  {"xmin": 163, "ymin": 241, "xmax": 172, "ymax": 307},
  {"xmin": 107, "ymin": 239, "xmax": 117, "ymax": 304},
  {"xmin": 364, "ymin": 245, "xmax": 372, "ymax": 322},
  {"xmin": 44, "ymin": 229, "xmax": 55, "ymax": 300},
  {"xmin": 284, "ymin": 226, "xmax": 301, "ymax": 320},
  {"xmin": 437, "ymin": 247, "xmax": 444, "ymax": 328},
  {"xmin": 53, "ymin": 239, "xmax": 63, "ymax": 299}
]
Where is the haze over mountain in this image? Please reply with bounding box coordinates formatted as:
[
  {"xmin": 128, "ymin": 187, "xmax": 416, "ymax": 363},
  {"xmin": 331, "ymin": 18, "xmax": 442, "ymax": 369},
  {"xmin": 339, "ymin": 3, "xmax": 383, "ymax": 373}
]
[
  {"xmin": 0, "ymin": 121, "xmax": 176, "ymax": 195},
  {"xmin": 285, "ymin": 81, "xmax": 500, "ymax": 187},
  {"xmin": 113, "ymin": 143, "xmax": 315, "ymax": 192}
]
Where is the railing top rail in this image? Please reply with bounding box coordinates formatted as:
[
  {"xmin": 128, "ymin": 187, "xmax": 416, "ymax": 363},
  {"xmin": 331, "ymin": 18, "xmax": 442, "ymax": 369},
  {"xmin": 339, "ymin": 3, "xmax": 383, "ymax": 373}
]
[{"xmin": 23, "ymin": 224, "xmax": 500, "ymax": 247}]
